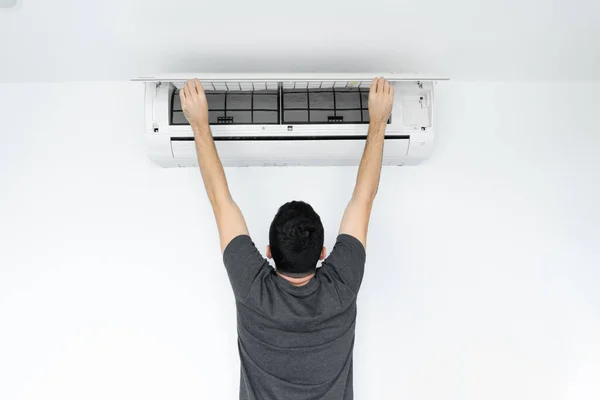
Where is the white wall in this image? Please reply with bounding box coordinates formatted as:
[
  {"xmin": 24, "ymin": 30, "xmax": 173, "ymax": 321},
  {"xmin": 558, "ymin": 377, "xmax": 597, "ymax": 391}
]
[
  {"xmin": 0, "ymin": 81, "xmax": 599, "ymax": 400},
  {"xmin": 1, "ymin": 0, "xmax": 599, "ymax": 81}
]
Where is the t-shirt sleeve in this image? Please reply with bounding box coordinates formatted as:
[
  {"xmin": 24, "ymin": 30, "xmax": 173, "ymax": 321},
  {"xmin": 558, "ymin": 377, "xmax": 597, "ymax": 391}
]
[
  {"xmin": 222, "ymin": 235, "xmax": 271, "ymax": 300},
  {"xmin": 320, "ymin": 234, "xmax": 366, "ymax": 293}
]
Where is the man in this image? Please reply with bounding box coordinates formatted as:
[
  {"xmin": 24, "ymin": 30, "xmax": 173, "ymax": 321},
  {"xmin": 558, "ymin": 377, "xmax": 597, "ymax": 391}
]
[{"xmin": 180, "ymin": 77, "xmax": 394, "ymax": 400}]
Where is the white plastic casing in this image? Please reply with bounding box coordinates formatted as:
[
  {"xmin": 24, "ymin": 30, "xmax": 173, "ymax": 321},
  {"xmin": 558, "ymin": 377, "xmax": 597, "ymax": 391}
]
[{"xmin": 136, "ymin": 73, "xmax": 445, "ymax": 167}]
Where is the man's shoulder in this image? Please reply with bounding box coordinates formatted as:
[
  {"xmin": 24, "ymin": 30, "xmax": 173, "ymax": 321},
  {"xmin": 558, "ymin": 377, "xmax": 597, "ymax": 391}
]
[{"xmin": 318, "ymin": 234, "xmax": 366, "ymax": 294}]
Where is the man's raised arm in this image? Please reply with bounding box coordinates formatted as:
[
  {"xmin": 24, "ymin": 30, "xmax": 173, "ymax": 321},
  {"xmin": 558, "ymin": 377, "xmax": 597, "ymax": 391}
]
[
  {"xmin": 180, "ymin": 79, "xmax": 249, "ymax": 252},
  {"xmin": 338, "ymin": 77, "xmax": 394, "ymax": 248}
]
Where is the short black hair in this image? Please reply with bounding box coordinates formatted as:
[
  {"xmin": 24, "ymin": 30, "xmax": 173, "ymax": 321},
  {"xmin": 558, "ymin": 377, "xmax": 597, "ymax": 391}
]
[{"xmin": 269, "ymin": 201, "xmax": 324, "ymax": 277}]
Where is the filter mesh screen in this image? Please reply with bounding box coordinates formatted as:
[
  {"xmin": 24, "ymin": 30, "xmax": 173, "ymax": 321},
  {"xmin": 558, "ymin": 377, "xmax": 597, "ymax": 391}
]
[
  {"xmin": 281, "ymin": 88, "xmax": 371, "ymax": 124},
  {"xmin": 171, "ymin": 85, "xmax": 385, "ymax": 125},
  {"xmin": 172, "ymin": 90, "xmax": 280, "ymax": 125}
]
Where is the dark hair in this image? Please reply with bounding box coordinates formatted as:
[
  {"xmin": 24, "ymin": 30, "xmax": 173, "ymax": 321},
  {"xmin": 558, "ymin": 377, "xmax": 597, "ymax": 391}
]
[{"xmin": 269, "ymin": 201, "xmax": 324, "ymax": 277}]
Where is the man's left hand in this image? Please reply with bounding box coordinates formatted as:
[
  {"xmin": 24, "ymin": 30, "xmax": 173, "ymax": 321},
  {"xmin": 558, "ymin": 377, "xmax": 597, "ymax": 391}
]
[{"xmin": 180, "ymin": 79, "xmax": 209, "ymax": 130}]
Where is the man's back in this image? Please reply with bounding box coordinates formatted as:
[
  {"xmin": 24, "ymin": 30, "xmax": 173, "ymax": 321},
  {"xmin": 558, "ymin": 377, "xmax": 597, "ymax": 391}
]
[{"xmin": 224, "ymin": 234, "xmax": 366, "ymax": 400}]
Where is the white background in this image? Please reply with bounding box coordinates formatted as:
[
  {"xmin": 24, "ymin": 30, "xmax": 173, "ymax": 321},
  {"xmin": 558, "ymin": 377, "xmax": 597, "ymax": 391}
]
[
  {"xmin": 1, "ymin": 81, "xmax": 599, "ymax": 399},
  {"xmin": 0, "ymin": 0, "xmax": 599, "ymax": 81}
]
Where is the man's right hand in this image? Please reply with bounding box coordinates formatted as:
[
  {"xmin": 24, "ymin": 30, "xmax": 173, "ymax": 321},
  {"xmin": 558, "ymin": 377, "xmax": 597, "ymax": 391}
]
[{"xmin": 368, "ymin": 77, "xmax": 394, "ymax": 125}]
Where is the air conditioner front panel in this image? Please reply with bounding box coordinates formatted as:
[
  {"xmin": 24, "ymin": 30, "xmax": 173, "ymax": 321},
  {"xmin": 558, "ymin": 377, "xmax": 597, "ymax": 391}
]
[{"xmin": 134, "ymin": 72, "xmax": 447, "ymax": 83}]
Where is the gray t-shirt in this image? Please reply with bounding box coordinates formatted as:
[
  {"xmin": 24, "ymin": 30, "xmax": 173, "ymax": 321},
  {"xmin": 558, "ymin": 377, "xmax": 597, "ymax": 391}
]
[{"xmin": 223, "ymin": 234, "xmax": 366, "ymax": 400}]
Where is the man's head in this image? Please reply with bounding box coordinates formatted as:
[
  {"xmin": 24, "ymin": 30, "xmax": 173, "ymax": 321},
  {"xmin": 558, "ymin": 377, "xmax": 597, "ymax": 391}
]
[{"xmin": 267, "ymin": 201, "xmax": 325, "ymax": 278}]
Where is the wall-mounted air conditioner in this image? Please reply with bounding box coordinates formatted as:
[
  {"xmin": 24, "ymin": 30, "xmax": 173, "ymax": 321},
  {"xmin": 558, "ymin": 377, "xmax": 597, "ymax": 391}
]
[{"xmin": 134, "ymin": 73, "xmax": 446, "ymax": 167}]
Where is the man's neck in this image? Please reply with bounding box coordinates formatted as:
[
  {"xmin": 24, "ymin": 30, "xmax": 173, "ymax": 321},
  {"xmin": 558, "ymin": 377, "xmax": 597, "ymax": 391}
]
[{"xmin": 276, "ymin": 272, "xmax": 315, "ymax": 287}]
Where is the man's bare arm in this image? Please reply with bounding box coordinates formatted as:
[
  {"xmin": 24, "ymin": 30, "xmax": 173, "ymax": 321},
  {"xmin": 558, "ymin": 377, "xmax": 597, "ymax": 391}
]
[
  {"xmin": 339, "ymin": 77, "xmax": 394, "ymax": 248},
  {"xmin": 180, "ymin": 79, "xmax": 249, "ymax": 252}
]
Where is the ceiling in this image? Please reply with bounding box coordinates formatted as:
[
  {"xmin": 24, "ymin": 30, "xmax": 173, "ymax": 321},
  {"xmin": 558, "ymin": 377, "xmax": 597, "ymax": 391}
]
[{"xmin": 0, "ymin": 0, "xmax": 598, "ymax": 82}]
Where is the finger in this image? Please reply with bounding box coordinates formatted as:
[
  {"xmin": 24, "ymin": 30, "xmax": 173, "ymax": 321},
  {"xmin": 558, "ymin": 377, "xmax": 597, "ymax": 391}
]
[
  {"xmin": 186, "ymin": 80, "xmax": 195, "ymax": 98},
  {"xmin": 194, "ymin": 78, "xmax": 205, "ymax": 96},
  {"xmin": 384, "ymin": 79, "xmax": 390, "ymax": 94},
  {"xmin": 377, "ymin": 77, "xmax": 385, "ymax": 92},
  {"xmin": 188, "ymin": 80, "xmax": 196, "ymax": 97},
  {"xmin": 389, "ymin": 84, "xmax": 394, "ymax": 97},
  {"xmin": 370, "ymin": 78, "xmax": 378, "ymax": 95},
  {"xmin": 179, "ymin": 87, "xmax": 186, "ymax": 102},
  {"xmin": 183, "ymin": 81, "xmax": 191, "ymax": 99}
]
